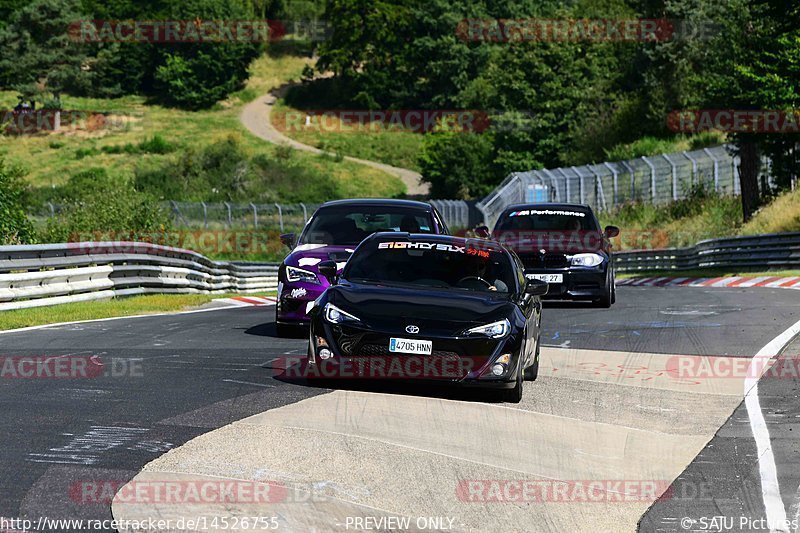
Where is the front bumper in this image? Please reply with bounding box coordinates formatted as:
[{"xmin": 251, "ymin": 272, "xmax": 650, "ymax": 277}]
[
  {"xmin": 276, "ymin": 282, "xmax": 326, "ymax": 325},
  {"xmin": 307, "ymin": 319, "xmax": 522, "ymax": 387},
  {"xmin": 526, "ymin": 267, "xmax": 606, "ymax": 301}
]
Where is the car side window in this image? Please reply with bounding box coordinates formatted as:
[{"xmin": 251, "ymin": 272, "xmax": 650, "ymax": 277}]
[{"xmin": 432, "ymin": 208, "xmax": 449, "ymax": 235}]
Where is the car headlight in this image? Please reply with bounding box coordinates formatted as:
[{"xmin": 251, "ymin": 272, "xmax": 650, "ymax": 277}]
[
  {"xmin": 571, "ymin": 253, "xmax": 604, "ymax": 267},
  {"xmin": 324, "ymin": 303, "xmax": 360, "ymax": 324},
  {"xmin": 286, "ymin": 265, "xmax": 320, "ymax": 284},
  {"xmin": 464, "ymin": 319, "xmax": 510, "ymax": 339}
]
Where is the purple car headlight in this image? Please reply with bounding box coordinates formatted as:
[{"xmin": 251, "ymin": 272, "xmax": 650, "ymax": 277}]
[{"xmin": 286, "ymin": 266, "xmax": 321, "ymax": 284}]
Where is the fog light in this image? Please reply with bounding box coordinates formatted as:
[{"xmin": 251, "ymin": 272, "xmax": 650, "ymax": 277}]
[
  {"xmin": 491, "ymin": 363, "xmax": 505, "ymax": 376},
  {"xmin": 319, "ymin": 348, "xmax": 332, "ymax": 360},
  {"xmin": 315, "ymin": 336, "xmax": 328, "ymax": 347}
]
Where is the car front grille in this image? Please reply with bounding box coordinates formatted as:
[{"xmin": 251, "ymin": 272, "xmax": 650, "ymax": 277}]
[{"xmin": 521, "ymin": 253, "xmax": 569, "ymax": 269}]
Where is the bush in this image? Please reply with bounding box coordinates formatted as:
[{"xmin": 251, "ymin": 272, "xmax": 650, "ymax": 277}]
[
  {"xmin": 42, "ymin": 168, "xmax": 170, "ymax": 242},
  {"xmin": 0, "ymin": 159, "xmax": 36, "ymax": 244}
]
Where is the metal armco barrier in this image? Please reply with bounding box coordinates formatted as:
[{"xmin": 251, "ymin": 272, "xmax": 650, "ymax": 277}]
[
  {"xmin": 614, "ymin": 232, "xmax": 800, "ymax": 273},
  {"xmin": 0, "ymin": 242, "xmax": 279, "ymax": 311}
]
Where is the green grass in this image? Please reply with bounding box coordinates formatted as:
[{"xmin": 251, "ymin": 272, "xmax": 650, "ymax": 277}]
[
  {"xmin": 0, "ymin": 292, "xmax": 276, "ymax": 331},
  {"xmin": 0, "ymin": 44, "xmax": 404, "ymax": 198},
  {"xmin": 272, "ymin": 99, "xmax": 424, "ymax": 172},
  {"xmin": 600, "ymin": 192, "xmax": 743, "ymax": 251},
  {"xmin": 603, "ymin": 132, "xmax": 727, "ymax": 161},
  {"xmin": 740, "ymin": 188, "xmax": 800, "ymax": 235},
  {"xmin": 618, "ymin": 269, "xmax": 800, "ymax": 279}
]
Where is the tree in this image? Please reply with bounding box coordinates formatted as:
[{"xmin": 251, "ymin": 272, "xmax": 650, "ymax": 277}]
[{"xmin": 0, "ymin": 0, "xmax": 91, "ymax": 100}]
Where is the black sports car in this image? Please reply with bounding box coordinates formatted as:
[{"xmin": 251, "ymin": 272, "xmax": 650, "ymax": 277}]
[
  {"xmin": 490, "ymin": 203, "xmax": 620, "ymax": 307},
  {"xmin": 306, "ymin": 233, "xmax": 548, "ymax": 402}
]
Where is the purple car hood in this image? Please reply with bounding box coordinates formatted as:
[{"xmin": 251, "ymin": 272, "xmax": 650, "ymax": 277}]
[{"xmin": 283, "ymin": 244, "xmax": 355, "ymax": 272}]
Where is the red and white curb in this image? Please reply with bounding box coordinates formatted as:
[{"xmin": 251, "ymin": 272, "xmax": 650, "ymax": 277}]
[
  {"xmin": 215, "ymin": 296, "xmax": 277, "ymax": 307},
  {"xmin": 618, "ymin": 276, "xmax": 800, "ymax": 290}
]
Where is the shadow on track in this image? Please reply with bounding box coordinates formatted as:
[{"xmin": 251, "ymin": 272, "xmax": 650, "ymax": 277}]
[{"xmin": 271, "ymin": 359, "xmax": 506, "ymax": 403}]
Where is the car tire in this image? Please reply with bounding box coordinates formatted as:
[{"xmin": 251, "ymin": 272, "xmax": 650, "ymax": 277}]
[
  {"xmin": 524, "ymin": 339, "xmax": 540, "ymax": 381},
  {"xmin": 595, "ymin": 270, "xmax": 613, "ymax": 308},
  {"xmin": 610, "ymin": 275, "xmax": 617, "ymax": 304},
  {"xmin": 502, "ymin": 363, "xmax": 524, "ymax": 403}
]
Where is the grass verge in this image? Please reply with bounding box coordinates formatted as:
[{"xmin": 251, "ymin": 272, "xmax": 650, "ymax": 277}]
[{"xmin": 0, "ymin": 292, "xmax": 275, "ymax": 331}]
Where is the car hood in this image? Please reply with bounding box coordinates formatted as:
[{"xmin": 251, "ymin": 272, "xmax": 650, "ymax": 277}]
[
  {"xmin": 493, "ymin": 230, "xmax": 607, "ymax": 254},
  {"xmin": 284, "ymin": 244, "xmax": 355, "ymax": 272},
  {"xmin": 328, "ymin": 282, "xmax": 517, "ymax": 330}
]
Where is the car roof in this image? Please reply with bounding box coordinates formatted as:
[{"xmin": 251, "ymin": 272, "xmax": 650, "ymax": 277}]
[
  {"xmin": 367, "ymin": 232, "xmax": 508, "ymax": 252},
  {"xmin": 501, "ymin": 202, "xmax": 593, "ymax": 212},
  {"xmin": 319, "ymin": 198, "xmax": 433, "ymax": 210}
]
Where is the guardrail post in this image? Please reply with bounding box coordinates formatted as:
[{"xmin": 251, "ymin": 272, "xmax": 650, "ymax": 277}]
[
  {"xmin": 703, "ymin": 148, "xmax": 720, "ymax": 192},
  {"xmin": 201, "ymin": 202, "xmax": 208, "ymax": 229},
  {"xmin": 250, "ymin": 203, "xmax": 258, "ymax": 229},
  {"xmin": 683, "ymin": 151, "xmax": 698, "ymax": 187},
  {"xmin": 641, "ymin": 156, "xmax": 657, "ymax": 203},
  {"xmin": 300, "ymin": 203, "xmax": 308, "ymax": 223},
  {"xmin": 662, "ymin": 154, "xmax": 678, "ymax": 201},
  {"xmin": 224, "ymin": 202, "xmax": 232, "ymax": 228},
  {"xmin": 274, "ymin": 203, "xmax": 284, "ymax": 232}
]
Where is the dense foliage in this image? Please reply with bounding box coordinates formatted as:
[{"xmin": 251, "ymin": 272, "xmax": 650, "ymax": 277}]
[{"xmin": 0, "ymin": 159, "xmax": 36, "ymax": 244}]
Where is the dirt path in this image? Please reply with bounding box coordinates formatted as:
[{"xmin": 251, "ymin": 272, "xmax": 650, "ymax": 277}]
[{"xmin": 240, "ymin": 82, "xmax": 429, "ymax": 196}]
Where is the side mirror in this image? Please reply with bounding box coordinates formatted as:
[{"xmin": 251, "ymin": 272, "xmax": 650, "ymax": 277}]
[
  {"xmin": 318, "ymin": 260, "xmax": 338, "ymax": 284},
  {"xmin": 474, "ymin": 225, "xmax": 490, "ymax": 239},
  {"xmin": 280, "ymin": 233, "xmax": 296, "ymax": 248},
  {"xmin": 524, "ymin": 278, "xmax": 549, "ymax": 296},
  {"xmin": 604, "ymin": 225, "xmax": 620, "ymax": 238}
]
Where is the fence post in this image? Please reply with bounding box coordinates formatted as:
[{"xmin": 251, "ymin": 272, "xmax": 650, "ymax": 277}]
[
  {"xmin": 662, "ymin": 154, "xmax": 678, "ymax": 201},
  {"xmin": 620, "ymin": 160, "xmax": 635, "ymax": 199},
  {"xmin": 603, "ymin": 162, "xmax": 619, "ymax": 205},
  {"xmin": 225, "ymin": 202, "xmax": 232, "ymax": 228},
  {"xmin": 732, "ymin": 155, "xmax": 741, "ymax": 195},
  {"xmin": 683, "ymin": 151, "xmax": 698, "ymax": 187},
  {"xmin": 250, "ymin": 203, "xmax": 258, "ymax": 229},
  {"xmin": 590, "ymin": 166, "xmax": 607, "ymax": 211},
  {"xmin": 47, "ymin": 202, "xmax": 55, "ymax": 217},
  {"xmin": 300, "ymin": 203, "xmax": 308, "ymax": 223},
  {"xmin": 641, "ymin": 156, "xmax": 657, "ymax": 203},
  {"xmin": 570, "ymin": 166, "xmax": 585, "ymax": 204},
  {"xmin": 201, "ymin": 202, "xmax": 208, "ymax": 229},
  {"xmin": 541, "ymin": 169, "xmax": 561, "ymax": 201},
  {"xmin": 554, "ymin": 168, "xmax": 570, "ymax": 202},
  {"xmin": 703, "ymin": 148, "xmax": 720, "ymax": 192},
  {"xmin": 274, "ymin": 203, "xmax": 284, "ymax": 232}
]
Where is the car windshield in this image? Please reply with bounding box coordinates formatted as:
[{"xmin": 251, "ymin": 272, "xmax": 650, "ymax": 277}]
[
  {"xmin": 495, "ymin": 208, "xmax": 599, "ymax": 231},
  {"xmin": 300, "ymin": 206, "xmax": 435, "ymax": 245},
  {"xmin": 345, "ymin": 239, "xmax": 516, "ymax": 293}
]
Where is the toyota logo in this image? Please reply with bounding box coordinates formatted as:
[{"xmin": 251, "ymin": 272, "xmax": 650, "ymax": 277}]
[{"xmin": 405, "ymin": 325, "xmax": 420, "ymax": 334}]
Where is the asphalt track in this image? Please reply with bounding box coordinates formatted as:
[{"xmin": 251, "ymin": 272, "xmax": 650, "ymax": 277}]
[{"xmin": 0, "ymin": 287, "xmax": 798, "ymax": 532}]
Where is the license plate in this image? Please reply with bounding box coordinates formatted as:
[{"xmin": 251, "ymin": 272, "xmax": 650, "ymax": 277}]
[
  {"xmin": 389, "ymin": 337, "xmax": 433, "ymax": 355},
  {"xmin": 526, "ymin": 273, "xmax": 563, "ymax": 283}
]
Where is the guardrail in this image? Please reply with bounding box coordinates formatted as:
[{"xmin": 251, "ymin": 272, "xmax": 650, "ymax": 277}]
[
  {"xmin": 614, "ymin": 232, "xmax": 800, "ymax": 273},
  {"xmin": 0, "ymin": 242, "xmax": 279, "ymax": 311}
]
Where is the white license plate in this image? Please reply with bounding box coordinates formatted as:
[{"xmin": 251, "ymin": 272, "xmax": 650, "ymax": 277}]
[
  {"xmin": 389, "ymin": 337, "xmax": 433, "ymax": 355},
  {"xmin": 526, "ymin": 273, "xmax": 563, "ymax": 283}
]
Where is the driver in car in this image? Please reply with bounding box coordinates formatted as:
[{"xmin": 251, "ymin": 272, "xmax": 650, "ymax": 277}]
[{"xmin": 473, "ymin": 259, "xmax": 509, "ymax": 292}]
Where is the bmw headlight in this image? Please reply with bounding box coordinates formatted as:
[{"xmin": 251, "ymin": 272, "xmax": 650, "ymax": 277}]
[
  {"xmin": 464, "ymin": 319, "xmax": 510, "ymax": 339},
  {"xmin": 570, "ymin": 253, "xmax": 604, "ymax": 267},
  {"xmin": 324, "ymin": 303, "xmax": 360, "ymax": 324},
  {"xmin": 286, "ymin": 265, "xmax": 320, "ymax": 284}
]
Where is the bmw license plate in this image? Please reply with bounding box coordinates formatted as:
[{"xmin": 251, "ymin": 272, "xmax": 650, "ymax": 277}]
[
  {"xmin": 389, "ymin": 337, "xmax": 433, "ymax": 355},
  {"xmin": 526, "ymin": 273, "xmax": 563, "ymax": 283}
]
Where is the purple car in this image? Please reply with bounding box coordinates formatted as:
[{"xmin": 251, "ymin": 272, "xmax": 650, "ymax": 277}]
[{"xmin": 275, "ymin": 199, "xmax": 450, "ymax": 336}]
